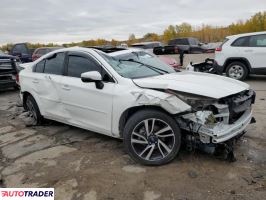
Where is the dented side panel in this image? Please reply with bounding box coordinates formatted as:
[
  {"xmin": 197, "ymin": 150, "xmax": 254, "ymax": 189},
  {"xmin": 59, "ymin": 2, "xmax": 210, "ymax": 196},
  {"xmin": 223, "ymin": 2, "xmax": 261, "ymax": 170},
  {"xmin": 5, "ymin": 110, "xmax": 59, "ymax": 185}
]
[{"xmin": 111, "ymin": 85, "xmax": 191, "ymax": 137}]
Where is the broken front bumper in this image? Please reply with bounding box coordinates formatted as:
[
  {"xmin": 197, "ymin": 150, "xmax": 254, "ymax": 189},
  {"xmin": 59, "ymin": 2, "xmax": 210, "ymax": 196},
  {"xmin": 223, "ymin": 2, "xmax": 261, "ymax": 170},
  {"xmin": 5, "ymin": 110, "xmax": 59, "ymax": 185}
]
[
  {"xmin": 199, "ymin": 109, "xmax": 253, "ymax": 143},
  {"xmin": 178, "ymin": 108, "xmax": 253, "ymax": 144}
]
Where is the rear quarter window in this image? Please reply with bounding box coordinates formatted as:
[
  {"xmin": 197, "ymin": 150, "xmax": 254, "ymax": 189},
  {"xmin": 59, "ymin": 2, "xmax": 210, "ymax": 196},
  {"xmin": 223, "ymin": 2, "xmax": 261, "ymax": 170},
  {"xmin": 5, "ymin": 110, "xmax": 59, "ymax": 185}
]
[
  {"xmin": 35, "ymin": 60, "xmax": 45, "ymax": 73},
  {"xmin": 231, "ymin": 36, "xmax": 250, "ymax": 47}
]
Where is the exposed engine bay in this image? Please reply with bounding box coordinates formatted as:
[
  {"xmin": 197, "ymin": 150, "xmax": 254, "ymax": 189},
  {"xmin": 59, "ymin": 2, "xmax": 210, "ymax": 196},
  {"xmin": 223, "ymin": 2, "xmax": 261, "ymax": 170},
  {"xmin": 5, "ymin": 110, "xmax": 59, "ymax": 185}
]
[{"xmin": 172, "ymin": 89, "xmax": 256, "ymax": 161}]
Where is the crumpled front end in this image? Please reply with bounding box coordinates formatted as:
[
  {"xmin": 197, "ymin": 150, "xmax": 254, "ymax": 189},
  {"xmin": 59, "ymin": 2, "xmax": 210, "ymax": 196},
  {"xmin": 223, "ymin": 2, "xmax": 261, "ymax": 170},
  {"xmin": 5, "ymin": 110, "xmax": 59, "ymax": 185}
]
[{"xmin": 176, "ymin": 89, "xmax": 256, "ymax": 144}]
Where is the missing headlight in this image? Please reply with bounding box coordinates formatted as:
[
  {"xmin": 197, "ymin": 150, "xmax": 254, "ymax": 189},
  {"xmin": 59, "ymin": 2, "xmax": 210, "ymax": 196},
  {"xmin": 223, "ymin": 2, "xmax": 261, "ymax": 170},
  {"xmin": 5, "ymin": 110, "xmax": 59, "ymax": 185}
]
[{"xmin": 166, "ymin": 90, "xmax": 217, "ymax": 111}]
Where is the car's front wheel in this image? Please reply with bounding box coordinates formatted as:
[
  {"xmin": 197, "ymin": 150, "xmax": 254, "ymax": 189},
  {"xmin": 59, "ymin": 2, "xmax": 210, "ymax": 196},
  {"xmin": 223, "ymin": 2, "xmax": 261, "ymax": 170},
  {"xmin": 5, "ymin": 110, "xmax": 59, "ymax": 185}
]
[
  {"xmin": 226, "ymin": 62, "xmax": 248, "ymax": 80},
  {"xmin": 123, "ymin": 110, "xmax": 181, "ymax": 165}
]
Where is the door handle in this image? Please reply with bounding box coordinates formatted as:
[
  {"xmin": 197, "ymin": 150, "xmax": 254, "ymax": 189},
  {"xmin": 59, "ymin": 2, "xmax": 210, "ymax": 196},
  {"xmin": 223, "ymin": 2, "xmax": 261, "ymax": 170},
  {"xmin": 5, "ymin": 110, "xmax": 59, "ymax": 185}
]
[
  {"xmin": 62, "ymin": 84, "xmax": 71, "ymax": 91},
  {"xmin": 32, "ymin": 79, "xmax": 39, "ymax": 83},
  {"xmin": 244, "ymin": 50, "xmax": 253, "ymax": 52}
]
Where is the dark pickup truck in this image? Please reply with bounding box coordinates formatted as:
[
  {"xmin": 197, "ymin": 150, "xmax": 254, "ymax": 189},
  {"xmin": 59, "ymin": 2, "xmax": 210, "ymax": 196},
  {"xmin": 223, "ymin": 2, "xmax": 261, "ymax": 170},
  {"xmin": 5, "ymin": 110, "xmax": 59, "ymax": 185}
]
[
  {"xmin": 0, "ymin": 53, "xmax": 21, "ymax": 90},
  {"xmin": 9, "ymin": 43, "xmax": 35, "ymax": 63},
  {"xmin": 153, "ymin": 37, "xmax": 207, "ymax": 55}
]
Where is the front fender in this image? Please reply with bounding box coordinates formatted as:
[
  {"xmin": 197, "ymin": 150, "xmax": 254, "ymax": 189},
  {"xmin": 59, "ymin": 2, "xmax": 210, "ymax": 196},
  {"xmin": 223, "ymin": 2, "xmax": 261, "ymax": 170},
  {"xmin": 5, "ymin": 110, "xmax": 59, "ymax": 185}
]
[{"xmin": 112, "ymin": 87, "xmax": 191, "ymax": 137}]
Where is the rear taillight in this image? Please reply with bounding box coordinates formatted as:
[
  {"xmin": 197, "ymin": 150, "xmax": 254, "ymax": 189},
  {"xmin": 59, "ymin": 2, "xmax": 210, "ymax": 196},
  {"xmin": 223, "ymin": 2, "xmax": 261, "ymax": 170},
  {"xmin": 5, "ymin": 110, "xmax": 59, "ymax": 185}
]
[
  {"xmin": 16, "ymin": 74, "xmax": 19, "ymax": 83},
  {"xmin": 215, "ymin": 47, "xmax": 222, "ymax": 52}
]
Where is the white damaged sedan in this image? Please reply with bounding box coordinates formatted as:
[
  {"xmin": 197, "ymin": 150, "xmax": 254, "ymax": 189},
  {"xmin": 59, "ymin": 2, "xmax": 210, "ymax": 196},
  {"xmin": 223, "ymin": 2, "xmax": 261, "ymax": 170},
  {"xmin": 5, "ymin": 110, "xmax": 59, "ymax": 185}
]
[{"xmin": 19, "ymin": 47, "xmax": 255, "ymax": 165}]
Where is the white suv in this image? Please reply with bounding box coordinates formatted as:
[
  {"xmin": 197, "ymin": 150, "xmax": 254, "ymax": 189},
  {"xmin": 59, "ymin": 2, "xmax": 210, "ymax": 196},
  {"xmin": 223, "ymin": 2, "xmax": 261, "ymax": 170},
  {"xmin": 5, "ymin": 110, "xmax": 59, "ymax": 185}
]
[
  {"xmin": 19, "ymin": 47, "xmax": 255, "ymax": 165},
  {"xmin": 215, "ymin": 31, "xmax": 266, "ymax": 80}
]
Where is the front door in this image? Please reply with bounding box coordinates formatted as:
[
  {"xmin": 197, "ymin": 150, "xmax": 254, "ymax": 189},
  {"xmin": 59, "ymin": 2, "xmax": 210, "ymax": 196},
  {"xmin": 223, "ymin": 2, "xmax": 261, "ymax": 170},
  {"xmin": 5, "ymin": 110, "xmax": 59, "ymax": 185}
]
[
  {"xmin": 59, "ymin": 52, "xmax": 115, "ymax": 135},
  {"xmin": 247, "ymin": 34, "xmax": 266, "ymax": 69}
]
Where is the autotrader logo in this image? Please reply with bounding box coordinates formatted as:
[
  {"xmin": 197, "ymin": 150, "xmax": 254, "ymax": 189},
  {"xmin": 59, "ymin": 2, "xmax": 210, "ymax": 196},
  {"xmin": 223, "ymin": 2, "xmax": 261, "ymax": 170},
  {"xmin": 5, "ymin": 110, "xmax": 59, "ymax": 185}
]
[{"xmin": 0, "ymin": 188, "xmax": 54, "ymax": 200}]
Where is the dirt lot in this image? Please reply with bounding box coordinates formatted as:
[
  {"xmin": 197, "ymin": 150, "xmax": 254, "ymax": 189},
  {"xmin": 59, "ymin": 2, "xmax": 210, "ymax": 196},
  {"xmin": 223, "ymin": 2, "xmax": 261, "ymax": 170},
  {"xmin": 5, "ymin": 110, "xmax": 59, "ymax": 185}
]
[{"xmin": 0, "ymin": 55, "xmax": 265, "ymax": 199}]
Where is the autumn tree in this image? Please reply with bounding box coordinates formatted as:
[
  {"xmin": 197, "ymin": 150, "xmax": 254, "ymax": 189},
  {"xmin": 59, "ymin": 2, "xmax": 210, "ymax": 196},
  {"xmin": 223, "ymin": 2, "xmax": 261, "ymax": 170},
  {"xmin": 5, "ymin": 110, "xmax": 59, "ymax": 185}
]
[
  {"xmin": 143, "ymin": 33, "xmax": 160, "ymax": 42},
  {"xmin": 176, "ymin": 22, "xmax": 192, "ymax": 33},
  {"xmin": 163, "ymin": 25, "xmax": 177, "ymax": 43}
]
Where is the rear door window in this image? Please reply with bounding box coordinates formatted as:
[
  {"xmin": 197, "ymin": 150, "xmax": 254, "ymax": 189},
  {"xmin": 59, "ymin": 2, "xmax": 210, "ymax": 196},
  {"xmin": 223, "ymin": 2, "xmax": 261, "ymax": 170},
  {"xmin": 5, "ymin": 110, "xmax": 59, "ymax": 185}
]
[
  {"xmin": 249, "ymin": 34, "xmax": 266, "ymax": 47},
  {"xmin": 43, "ymin": 53, "xmax": 65, "ymax": 75}
]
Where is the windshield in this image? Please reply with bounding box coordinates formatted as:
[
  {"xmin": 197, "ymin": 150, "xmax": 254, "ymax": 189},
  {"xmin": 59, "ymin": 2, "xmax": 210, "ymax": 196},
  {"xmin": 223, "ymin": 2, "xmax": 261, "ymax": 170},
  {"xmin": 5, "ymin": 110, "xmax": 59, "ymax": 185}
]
[{"xmin": 98, "ymin": 51, "xmax": 175, "ymax": 79}]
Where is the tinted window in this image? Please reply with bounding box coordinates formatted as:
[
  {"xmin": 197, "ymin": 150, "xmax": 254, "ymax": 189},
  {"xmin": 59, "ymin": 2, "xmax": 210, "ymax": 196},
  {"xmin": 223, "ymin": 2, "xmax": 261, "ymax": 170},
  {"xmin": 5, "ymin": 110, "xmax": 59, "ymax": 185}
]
[
  {"xmin": 249, "ymin": 34, "xmax": 266, "ymax": 47},
  {"xmin": 169, "ymin": 39, "xmax": 188, "ymax": 45},
  {"xmin": 131, "ymin": 45, "xmax": 146, "ymax": 49},
  {"xmin": 189, "ymin": 38, "xmax": 199, "ymax": 45},
  {"xmin": 232, "ymin": 36, "xmax": 250, "ymax": 47},
  {"xmin": 67, "ymin": 55, "xmax": 101, "ymax": 78},
  {"xmin": 44, "ymin": 53, "xmax": 65, "ymax": 75},
  {"xmin": 13, "ymin": 44, "xmax": 28, "ymax": 54},
  {"xmin": 35, "ymin": 60, "xmax": 45, "ymax": 73}
]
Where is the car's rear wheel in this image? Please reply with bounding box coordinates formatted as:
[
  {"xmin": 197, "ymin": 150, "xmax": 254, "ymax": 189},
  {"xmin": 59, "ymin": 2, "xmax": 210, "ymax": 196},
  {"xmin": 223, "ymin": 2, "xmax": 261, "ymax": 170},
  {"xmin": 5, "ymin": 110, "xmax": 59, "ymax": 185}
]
[
  {"xmin": 25, "ymin": 95, "xmax": 42, "ymax": 125},
  {"xmin": 123, "ymin": 110, "xmax": 181, "ymax": 165},
  {"xmin": 226, "ymin": 62, "xmax": 248, "ymax": 80}
]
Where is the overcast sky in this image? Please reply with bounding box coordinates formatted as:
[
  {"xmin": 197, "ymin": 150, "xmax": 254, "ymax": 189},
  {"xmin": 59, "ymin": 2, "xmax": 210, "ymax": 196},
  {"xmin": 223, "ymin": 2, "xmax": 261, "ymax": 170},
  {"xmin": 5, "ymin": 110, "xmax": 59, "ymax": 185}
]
[{"xmin": 0, "ymin": 0, "xmax": 265, "ymax": 45}]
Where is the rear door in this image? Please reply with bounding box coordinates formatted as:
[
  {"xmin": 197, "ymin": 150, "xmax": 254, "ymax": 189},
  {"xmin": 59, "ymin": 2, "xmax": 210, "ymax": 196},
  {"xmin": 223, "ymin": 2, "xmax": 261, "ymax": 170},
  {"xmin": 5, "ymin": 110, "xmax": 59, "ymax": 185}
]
[
  {"xmin": 59, "ymin": 51, "xmax": 115, "ymax": 135},
  {"xmin": 32, "ymin": 52, "xmax": 66, "ymax": 120},
  {"xmin": 247, "ymin": 34, "xmax": 266, "ymax": 69}
]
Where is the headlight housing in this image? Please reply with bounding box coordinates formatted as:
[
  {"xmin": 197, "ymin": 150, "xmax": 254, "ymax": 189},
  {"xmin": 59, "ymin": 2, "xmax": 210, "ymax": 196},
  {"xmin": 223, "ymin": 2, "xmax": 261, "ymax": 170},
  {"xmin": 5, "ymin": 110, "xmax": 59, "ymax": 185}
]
[{"xmin": 168, "ymin": 90, "xmax": 217, "ymax": 110}]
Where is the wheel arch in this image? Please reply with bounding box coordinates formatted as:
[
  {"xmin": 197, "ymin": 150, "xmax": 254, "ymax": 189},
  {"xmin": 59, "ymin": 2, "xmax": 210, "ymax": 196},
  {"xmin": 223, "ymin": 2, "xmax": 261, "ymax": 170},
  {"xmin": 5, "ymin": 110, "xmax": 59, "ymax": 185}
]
[
  {"xmin": 118, "ymin": 105, "xmax": 174, "ymax": 138},
  {"xmin": 223, "ymin": 57, "xmax": 251, "ymax": 73},
  {"xmin": 21, "ymin": 91, "xmax": 43, "ymax": 115}
]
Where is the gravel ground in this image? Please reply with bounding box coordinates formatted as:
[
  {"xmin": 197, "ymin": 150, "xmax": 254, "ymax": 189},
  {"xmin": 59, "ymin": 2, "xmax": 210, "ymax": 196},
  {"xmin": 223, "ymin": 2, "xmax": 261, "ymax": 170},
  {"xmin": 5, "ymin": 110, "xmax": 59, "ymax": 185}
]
[{"xmin": 0, "ymin": 54, "xmax": 265, "ymax": 200}]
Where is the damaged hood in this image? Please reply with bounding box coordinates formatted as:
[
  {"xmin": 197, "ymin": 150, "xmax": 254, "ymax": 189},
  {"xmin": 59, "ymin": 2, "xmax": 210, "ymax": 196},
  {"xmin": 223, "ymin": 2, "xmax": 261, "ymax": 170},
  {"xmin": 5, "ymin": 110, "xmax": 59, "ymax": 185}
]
[{"xmin": 133, "ymin": 71, "xmax": 249, "ymax": 99}]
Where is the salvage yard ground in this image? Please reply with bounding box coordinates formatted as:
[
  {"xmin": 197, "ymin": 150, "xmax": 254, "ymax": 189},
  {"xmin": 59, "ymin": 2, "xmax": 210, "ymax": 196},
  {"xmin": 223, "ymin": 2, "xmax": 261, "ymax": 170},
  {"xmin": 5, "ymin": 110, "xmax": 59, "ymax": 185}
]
[{"xmin": 0, "ymin": 54, "xmax": 265, "ymax": 200}]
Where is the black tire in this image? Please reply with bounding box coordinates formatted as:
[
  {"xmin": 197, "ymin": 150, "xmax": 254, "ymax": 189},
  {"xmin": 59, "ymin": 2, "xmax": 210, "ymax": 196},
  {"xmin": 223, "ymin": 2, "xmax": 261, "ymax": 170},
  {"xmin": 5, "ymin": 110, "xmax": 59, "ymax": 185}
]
[
  {"xmin": 123, "ymin": 109, "xmax": 181, "ymax": 166},
  {"xmin": 25, "ymin": 95, "xmax": 43, "ymax": 125},
  {"xmin": 226, "ymin": 62, "xmax": 249, "ymax": 81}
]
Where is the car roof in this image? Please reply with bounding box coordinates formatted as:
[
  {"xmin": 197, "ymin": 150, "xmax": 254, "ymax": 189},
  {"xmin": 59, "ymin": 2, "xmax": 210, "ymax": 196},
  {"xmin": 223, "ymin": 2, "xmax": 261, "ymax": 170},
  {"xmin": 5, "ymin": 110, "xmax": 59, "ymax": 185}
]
[
  {"xmin": 35, "ymin": 46, "xmax": 104, "ymax": 57},
  {"xmin": 36, "ymin": 47, "xmax": 61, "ymax": 50},
  {"xmin": 108, "ymin": 48, "xmax": 144, "ymax": 56},
  {"xmin": 227, "ymin": 31, "xmax": 266, "ymax": 39},
  {"xmin": 131, "ymin": 41, "xmax": 161, "ymax": 45}
]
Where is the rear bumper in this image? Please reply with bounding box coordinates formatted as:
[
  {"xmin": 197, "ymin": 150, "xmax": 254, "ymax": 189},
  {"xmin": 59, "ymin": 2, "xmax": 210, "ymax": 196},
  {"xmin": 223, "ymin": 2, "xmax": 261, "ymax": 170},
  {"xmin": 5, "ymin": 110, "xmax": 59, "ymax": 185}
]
[{"xmin": 213, "ymin": 61, "xmax": 225, "ymax": 75}]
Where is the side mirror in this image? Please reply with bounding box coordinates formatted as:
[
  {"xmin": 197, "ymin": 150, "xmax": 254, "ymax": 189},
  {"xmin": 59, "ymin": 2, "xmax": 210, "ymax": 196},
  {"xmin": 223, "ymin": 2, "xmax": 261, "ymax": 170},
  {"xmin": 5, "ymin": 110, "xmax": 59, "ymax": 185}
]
[{"xmin": 81, "ymin": 71, "xmax": 104, "ymax": 89}]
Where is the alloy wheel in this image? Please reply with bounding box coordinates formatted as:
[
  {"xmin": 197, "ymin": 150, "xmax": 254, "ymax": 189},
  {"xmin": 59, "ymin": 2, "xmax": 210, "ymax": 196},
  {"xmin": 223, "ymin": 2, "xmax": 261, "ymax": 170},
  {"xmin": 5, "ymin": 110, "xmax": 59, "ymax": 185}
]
[
  {"xmin": 26, "ymin": 98, "xmax": 38, "ymax": 125},
  {"xmin": 130, "ymin": 118, "xmax": 175, "ymax": 161}
]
